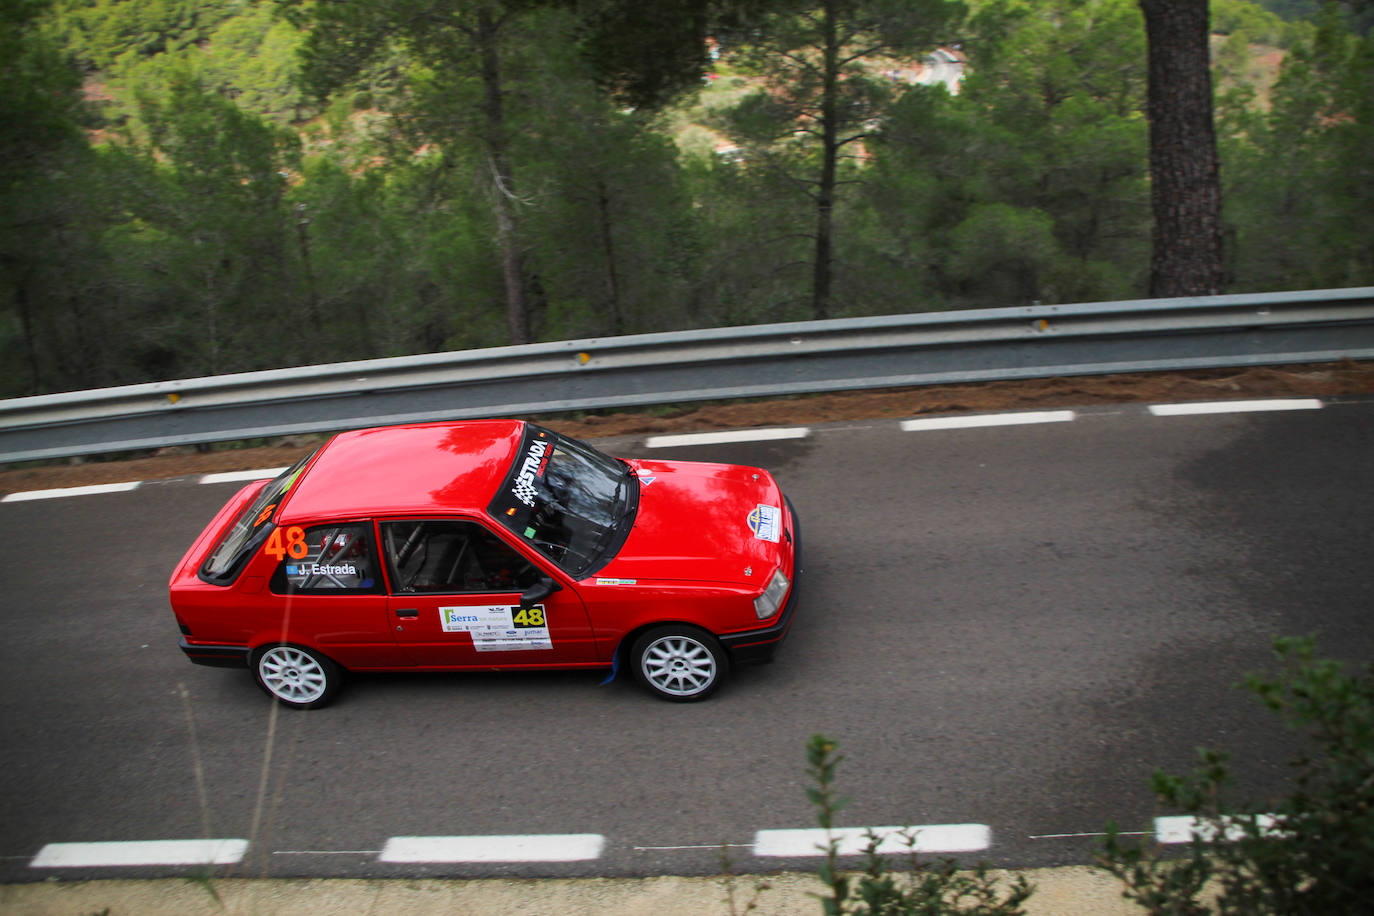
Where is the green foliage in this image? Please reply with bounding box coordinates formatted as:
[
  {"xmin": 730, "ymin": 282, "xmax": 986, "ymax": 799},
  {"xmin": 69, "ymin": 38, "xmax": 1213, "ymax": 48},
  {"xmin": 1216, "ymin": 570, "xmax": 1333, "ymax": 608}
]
[
  {"xmin": 1213, "ymin": 0, "xmax": 1306, "ymax": 47},
  {"xmin": 868, "ymin": 0, "xmax": 1150, "ymax": 307},
  {"xmin": 0, "ymin": 0, "xmax": 99, "ymax": 395},
  {"xmin": 184, "ymin": 4, "xmax": 305, "ymax": 119},
  {"xmin": 805, "ymin": 735, "xmax": 1034, "ymax": 916},
  {"xmin": 718, "ymin": 0, "xmax": 966, "ymax": 317},
  {"xmin": 1, "ymin": 0, "xmax": 89, "ymax": 166},
  {"xmin": 945, "ymin": 204, "xmax": 1061, "ymax": 304},
  {"xmin": 49, "ymin": 0, "xmax": 304, "ymax": 125},
  {"xmin": 1221, "ymin": 13, "xmax": 1374, "ymax": 290},
  {"xmin": 125, "ymin": 68, "xmax": 304, "ymax": 374},
  {"xmin": 5, "ymin": 0, "xmax": 1373, "ymax": 396},
  {"xmin": 681, "ymin": 154, "xmax": 817, "ymax": 324},
  {"xmin": 575, "ymin": 0, "xmax": 774, "ymax": 109},
  {"xmin": 1097, "ymin": 636, "xmax": 1374, "ymax": 914},
  {"xmin": 51, "ymin": 0, "xmax": 225, "ymax": 71},
  {"xmin": 518, "ymin": 93, "xmax": 703, "ymax": 336}
]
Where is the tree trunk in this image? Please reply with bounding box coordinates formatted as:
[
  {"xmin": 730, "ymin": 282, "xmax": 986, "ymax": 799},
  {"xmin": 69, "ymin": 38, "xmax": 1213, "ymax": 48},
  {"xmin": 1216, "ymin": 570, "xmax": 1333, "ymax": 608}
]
[
  {"xmin": 812, "ymin": 0, "xmax": 838, "ymax": 321},
  {"xmin": 595, "ymin": 178, "xmax": 623, "ymax": 334},
  {"xmin": 12, "ymin": 262, "xmax": 42, "ymax": 393},
  {"xmin": 477, "ymin": 8, "xmax": 530, "ymax": 344},
  {"xmin": 1140, "ymin": 0, "xmax": 1224, "ymax": 298}
]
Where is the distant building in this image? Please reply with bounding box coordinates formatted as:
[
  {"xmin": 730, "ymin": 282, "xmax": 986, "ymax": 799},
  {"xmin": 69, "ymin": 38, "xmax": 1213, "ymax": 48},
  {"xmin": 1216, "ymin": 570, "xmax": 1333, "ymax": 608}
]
[{"xmin": 883, "ymin": 47, "xmax": 966, "ymax": 95}]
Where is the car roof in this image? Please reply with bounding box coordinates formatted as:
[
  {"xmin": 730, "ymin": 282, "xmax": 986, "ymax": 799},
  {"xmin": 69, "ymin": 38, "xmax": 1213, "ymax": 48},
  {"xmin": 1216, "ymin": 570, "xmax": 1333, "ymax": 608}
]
[{"xmin": 277, "ymin": 420, "xmax": 527, "ymax": 523}]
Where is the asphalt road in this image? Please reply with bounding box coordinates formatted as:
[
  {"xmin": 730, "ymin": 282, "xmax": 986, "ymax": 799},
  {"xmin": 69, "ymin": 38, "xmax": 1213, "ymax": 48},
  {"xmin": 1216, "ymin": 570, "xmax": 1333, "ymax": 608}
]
[{"xmin": 2, "ymin": 399, "xmax": 1371, "ymax": 882}]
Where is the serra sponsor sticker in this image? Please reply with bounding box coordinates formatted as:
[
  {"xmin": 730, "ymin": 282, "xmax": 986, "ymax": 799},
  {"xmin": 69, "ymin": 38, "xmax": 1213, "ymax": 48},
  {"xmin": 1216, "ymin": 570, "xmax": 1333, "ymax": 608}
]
[
  {"xmin": 747, "ymin": 504, "xmax": 782, "ymax": 542},
  {"xmin": 439, "ymin": 605, "xmax": 552, "ymax": 651}
]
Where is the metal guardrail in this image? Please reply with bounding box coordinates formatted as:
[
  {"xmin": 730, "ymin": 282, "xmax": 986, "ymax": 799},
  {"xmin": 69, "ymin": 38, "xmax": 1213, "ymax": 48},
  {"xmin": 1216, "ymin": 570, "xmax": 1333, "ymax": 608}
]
[{"xmin": 2, "ymin": 287, "xmax": 1372, "ymax": 463}]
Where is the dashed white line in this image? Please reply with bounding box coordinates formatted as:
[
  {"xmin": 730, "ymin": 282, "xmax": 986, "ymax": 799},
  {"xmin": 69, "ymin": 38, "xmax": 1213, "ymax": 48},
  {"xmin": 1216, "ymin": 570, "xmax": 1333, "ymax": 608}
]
[
  {"xmin": 644, "ymin": 427, "xmax": 810, "ymax": 448},
  {"xmin": 1154, "ymin": 814, "xmax": 1283, "ymax": 844},
  {"xmin": 753, "ymin": 824, "xmax": 991, "ymax": 857},
  {"xmin": 2, "ymin": 481, "xmax": 141, "ymax": 503},
  {"xmin": 2, "ymin": 467, "xmax": 283, "ymax": 504},
  {"xmin": 199, "ymin": 468, "xmax": 287, "ymax": 485},
  {"xmin": 900, "ymin": 411, "xmax": 1076, "ymax": 432},
  {"xmin": 30, "ymin": 839, "xmax": 249, "ymax": 868},
  {"xmin": 378, "ymin": 834, "xmax": 606, "ymax": 863},
  {"xmin": 16, "ymin": 815, "xmax": 1284, "ymax": 871},
  {"xmin": 1148, "ymin": 398, "xmax": 1323, "ymax": 416}
]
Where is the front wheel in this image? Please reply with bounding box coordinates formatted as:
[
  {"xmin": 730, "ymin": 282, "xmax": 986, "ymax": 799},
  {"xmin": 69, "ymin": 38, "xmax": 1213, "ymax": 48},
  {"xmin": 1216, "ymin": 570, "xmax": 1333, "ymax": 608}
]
[
  {"xmin": 252, "ymin": 644, "xmax": 341, "ymax": 709},
  {"xmin": 631, "ymin": 626, "xmax": 729, "ymax": 702}
]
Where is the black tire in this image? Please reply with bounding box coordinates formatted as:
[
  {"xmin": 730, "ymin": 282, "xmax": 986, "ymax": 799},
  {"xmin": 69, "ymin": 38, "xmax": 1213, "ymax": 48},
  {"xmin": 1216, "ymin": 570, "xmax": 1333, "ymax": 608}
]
[
  {"xmin": 630, "ymin": 625, "xmax": 729, "ymax": 702},
  {"xmin": 251, "ymin": 644, "xmax": 342, "ymax": 709}
]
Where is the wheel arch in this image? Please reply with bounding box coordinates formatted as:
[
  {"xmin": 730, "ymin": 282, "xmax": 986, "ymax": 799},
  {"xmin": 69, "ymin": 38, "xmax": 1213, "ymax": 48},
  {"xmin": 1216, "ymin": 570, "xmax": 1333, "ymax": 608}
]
[
  {"xmin": 612, "ymin": 618, "xmax": 723, "ymax": 671},
  {"xmin": 246, "ymin": 633, "xmax": 346, "ymax": 669}
]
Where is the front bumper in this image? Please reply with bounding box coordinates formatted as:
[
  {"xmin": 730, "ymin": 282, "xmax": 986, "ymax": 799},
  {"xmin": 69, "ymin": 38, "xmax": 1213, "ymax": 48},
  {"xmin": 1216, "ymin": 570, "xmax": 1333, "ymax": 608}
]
[
  {"xmin": 180, "ymin": 638, "xmax": 250, "ymax": 668},
  {"xmin": 718, "ymin": 495, "xmax": 803, "ymax": 665}
]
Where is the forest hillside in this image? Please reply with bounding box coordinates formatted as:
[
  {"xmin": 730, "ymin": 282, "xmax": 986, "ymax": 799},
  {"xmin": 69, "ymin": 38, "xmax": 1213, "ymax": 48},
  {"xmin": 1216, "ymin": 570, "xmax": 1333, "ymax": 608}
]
[{"xmin": 3, "ymin": 0, "xmax": 1371, "ymax": 396}]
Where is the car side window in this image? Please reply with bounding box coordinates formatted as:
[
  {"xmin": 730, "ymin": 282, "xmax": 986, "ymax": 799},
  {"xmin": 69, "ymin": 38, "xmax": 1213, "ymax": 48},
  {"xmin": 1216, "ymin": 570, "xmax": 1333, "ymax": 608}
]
[
  {"xmin": 269, "ymin": 523, "xmax": 382, "ymax": 594},
  {"xmin": 382, "ymin": 520, "xmax": 542, "ymax": 594}
]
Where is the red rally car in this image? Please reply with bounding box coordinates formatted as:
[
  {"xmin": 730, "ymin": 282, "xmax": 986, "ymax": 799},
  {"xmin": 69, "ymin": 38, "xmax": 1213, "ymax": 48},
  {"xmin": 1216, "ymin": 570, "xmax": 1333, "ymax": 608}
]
[{"xmin": 170, "ymin": 420, "xmax": 801, "ymax": 707}]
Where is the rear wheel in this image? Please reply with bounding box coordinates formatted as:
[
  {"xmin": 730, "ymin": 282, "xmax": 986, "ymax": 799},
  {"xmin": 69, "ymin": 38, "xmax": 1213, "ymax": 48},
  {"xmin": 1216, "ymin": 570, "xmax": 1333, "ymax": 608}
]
[
  {"xmin": 631, "ymin": 626, "xmax": 728, "ymax": 702},
  {"xmin": 252, "ymin": 644, "xmax": 341, "ymax": 709}
]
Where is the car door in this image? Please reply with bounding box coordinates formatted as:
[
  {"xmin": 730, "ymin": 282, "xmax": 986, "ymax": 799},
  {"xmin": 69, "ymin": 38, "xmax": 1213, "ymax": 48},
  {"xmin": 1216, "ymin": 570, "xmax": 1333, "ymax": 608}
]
[{"xmin": 380, "ymin": 518, "xmax": 598, "ymax": 667}]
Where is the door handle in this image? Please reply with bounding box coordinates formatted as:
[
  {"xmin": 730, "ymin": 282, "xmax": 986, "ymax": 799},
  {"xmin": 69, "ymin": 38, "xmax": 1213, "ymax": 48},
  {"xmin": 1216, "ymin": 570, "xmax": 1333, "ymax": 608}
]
[{"xmin": 395, "ymin": 608, "xmax": 418, "ymax": 619}]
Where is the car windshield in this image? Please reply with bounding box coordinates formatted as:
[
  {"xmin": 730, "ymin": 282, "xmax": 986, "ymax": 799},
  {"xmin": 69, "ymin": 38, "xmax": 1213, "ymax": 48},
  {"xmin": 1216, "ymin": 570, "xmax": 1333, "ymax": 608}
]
[
  {"xmin": 199, "ymin": 451, "xmax": 316, "ymax": 583},
  {"xmin": 488, "ymin": 426, "xmax": 636, "ymax": 578}
]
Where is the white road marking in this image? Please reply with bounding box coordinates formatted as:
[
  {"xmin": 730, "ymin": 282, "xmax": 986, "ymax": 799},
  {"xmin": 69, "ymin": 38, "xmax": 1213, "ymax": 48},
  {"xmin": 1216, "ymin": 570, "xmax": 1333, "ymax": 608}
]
[
  {"xmin": 900, "ymin": 411, "xmax": 1076, "ymax": 432},
  {"xmin": 753, "ymin": 824, "xmax": 991, "ymax": 857},
  {"xmin": 1154, "ymin": 814, "xmax": 1283, "ymax": 844},
  {"xmin": 644, "ymin": 427, "xmax": 810, "ymax": 448},
  {"xmin": 1148, "ymin": 398, "xmax": 1323, "ymax": 416},
  {"xmin": 2, "ymin": 481, "xmax": 141, "ymax": 503},
  {"xmin": 199, "ymin": 468, "xmax": 287, "ymax": 485},
  {"xmin": 12, "ymin": 815, "xmax": 1290, "ymax": 870},
  {"xmin": 378, "ymin": 834, "xmax": 606, "ymax": 863},
  {"xmin": 30, "ymin": 839, "xmax": 248, "ymax": 868}
]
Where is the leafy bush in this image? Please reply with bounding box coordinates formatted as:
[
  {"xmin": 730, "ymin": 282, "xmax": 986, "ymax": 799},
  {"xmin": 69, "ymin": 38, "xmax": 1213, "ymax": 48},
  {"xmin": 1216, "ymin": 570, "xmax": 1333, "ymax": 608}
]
[
  {"xmin": 1097, "ymin": 636, "xmax": 1374, "ymax": 914},
  {"xmin": 804, "ymin": 735, "xmax": 1033, "ymax": 916}
]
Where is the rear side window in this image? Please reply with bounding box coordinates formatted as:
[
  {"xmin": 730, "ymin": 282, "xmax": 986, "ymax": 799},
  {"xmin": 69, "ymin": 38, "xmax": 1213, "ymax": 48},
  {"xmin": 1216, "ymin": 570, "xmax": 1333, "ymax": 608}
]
[
  {"xmin": 269, "ymin": 523, "xmax": 382, "ymax": 595},
  {"xmin": 199, "ymin": 453, "xmax": 315, "ymax": 585}
]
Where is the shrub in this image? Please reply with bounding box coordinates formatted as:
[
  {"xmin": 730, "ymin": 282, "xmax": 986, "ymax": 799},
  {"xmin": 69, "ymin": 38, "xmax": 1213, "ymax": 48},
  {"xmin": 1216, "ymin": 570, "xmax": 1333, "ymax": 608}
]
[
  {"xmin": 1097, "ymin": 636, "xmax": 1374, "ymax": 914},
  {"xmin": 804, "ymin": 734, "xmax": 1033, "ymax": 916}
]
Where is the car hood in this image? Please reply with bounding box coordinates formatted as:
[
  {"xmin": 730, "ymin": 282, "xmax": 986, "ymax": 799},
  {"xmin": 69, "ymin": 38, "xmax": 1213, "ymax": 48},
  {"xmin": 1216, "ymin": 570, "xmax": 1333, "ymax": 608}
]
[{"xmin": 595, "ymin": 458, "xmax": 791, "ymax": 587}]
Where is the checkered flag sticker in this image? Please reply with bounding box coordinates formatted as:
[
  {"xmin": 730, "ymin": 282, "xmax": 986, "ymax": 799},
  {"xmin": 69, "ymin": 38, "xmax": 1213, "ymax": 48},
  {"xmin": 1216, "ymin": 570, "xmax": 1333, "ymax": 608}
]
[{"xmin": 512, "ymin": 481, "xmax": 538, "ymax": 507}]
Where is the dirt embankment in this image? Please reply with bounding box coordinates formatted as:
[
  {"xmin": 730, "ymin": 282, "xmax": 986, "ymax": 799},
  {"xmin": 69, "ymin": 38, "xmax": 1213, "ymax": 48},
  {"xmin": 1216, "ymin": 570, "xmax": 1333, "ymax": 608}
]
[{"xmin": 3, "ymin": 362, "xmax": 1371, "ymax": 497}]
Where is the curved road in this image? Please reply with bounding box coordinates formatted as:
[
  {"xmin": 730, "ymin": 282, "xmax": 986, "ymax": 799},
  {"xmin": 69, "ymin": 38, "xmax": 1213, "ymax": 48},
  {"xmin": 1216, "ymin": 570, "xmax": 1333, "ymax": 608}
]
[{"xmin": 1, "ymin": 399, "xmax": 1370, "ymax": 881}]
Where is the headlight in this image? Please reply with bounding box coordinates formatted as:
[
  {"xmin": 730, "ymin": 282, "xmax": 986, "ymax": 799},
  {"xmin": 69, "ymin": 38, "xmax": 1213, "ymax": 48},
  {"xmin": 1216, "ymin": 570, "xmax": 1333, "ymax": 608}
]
[{"xmin": 753, "ymin": 569, "xmax": 790, "ymax": 620}]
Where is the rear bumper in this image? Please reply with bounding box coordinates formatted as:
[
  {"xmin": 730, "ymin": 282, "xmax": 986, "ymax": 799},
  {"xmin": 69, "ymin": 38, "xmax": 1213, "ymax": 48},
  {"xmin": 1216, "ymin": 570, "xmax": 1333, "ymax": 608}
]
[
  {"xmin": 718, "ymin": 495, "xmax": 802, "ymax": 665},
  {"xmin": 180, "ymin": 638, "xmax": 250, "ymax": 669}
]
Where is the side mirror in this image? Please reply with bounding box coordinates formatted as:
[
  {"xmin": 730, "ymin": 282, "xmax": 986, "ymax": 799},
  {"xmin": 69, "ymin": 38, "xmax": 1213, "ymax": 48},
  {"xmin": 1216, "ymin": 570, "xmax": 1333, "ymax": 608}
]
[{"xmin": 521, "ymin": 577, "xmax": 563, "ymax": 607}]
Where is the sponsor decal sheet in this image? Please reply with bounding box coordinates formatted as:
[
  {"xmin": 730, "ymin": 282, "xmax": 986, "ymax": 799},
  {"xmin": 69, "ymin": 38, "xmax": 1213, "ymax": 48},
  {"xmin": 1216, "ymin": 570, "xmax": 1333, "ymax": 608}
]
[{"xmin": 439, "ymin": 604, "xmax": 552, "ymax": 652}]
